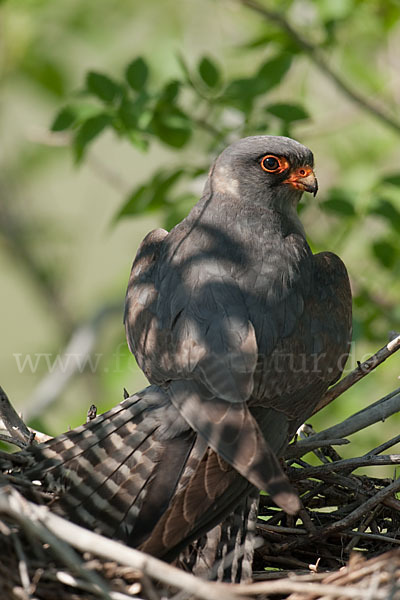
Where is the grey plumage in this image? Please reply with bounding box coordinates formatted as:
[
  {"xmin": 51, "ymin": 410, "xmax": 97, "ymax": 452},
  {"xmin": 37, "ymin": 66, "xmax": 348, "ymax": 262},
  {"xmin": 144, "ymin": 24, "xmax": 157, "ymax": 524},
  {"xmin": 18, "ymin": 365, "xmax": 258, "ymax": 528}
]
[
  {"xmin": 20, "ymin": 135, "xmax": 352, "ymax": 569},
  {"xmin": 124, "ymin": 135, "xmax": 351, "ymax": 515}
]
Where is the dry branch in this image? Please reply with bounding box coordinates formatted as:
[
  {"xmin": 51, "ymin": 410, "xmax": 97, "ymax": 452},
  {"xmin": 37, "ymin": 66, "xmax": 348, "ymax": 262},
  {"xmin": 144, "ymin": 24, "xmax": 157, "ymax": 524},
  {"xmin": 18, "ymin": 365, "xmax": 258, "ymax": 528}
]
[
  {"xmin": 308, "ymin": 387, "xmax": 400, "ymax": 442},
  {"xmin": 0, "ymin": 386, "xmax": 32, "ymax": 445},
  {"xmin": 315, "ymin": 333, "xmax": 400, "ymax": 412},
  {"xmin": 1, "ymin": 331, "xmax": 400, "ymax": 599},
  {"xmin": 0, "ymin": 486, "xmax": 242, "ymax": 600},
  {"xmin": 1, "ymin": 483, "xmax": 400, "ymax": 600}
]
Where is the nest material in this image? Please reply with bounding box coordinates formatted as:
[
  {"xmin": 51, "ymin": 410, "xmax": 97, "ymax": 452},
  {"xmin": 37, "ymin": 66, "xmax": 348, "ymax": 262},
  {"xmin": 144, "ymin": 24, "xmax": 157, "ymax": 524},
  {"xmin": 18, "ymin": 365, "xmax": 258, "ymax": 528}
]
[
  {"xmin": 252, "ymin": 426, "xmax": 400, "ymax": 578},
  {"xmin": 1, "ymin": 334, "xmax": 400, "ymax": 599},
  {"xmin": 1, "ymin": 421, "xmax": 400, "ymax": 600}
]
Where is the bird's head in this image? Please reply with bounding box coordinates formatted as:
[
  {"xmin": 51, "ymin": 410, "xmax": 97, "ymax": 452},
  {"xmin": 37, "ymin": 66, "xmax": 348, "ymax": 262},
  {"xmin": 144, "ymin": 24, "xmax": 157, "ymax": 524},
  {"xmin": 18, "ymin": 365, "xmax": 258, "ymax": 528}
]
[{"xmin": 211, "ymin": 135, "xmax": 317, "ymax": 214}]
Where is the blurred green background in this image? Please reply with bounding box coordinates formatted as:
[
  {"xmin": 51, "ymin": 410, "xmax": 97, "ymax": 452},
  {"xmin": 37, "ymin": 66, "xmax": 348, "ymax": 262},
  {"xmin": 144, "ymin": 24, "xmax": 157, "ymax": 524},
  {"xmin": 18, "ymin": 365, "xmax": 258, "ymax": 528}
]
[{"xmin": 1, "ymin": 0, "xmax": 399, "ymax": 473}]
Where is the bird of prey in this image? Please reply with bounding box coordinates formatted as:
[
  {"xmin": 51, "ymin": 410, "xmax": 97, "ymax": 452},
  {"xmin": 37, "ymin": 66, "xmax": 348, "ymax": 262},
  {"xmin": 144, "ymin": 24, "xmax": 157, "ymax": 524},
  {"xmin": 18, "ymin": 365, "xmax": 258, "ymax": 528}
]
[{"xmin": 23, "ymin": 135, "xmax": 352, "ymax": 564}]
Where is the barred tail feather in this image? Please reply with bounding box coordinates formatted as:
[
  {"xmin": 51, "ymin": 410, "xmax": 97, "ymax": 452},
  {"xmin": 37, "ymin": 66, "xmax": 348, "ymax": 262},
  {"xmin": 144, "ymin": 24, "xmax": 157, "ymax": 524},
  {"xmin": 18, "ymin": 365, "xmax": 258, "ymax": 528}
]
[{"xmin": 23, "ymin": 385, "xmax": 197, "ymax": 546}]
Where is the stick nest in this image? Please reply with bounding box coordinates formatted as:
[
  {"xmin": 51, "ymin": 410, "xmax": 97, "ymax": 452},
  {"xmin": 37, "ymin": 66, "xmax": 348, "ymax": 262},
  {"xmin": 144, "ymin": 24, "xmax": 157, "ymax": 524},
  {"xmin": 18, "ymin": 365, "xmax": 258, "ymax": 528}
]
[
  {"xmin": 1, "ymin": 334, "xmax": 400, "ymax": 599},
  {"xmin": 1, "ymin": 421, "xmax": 400, "ymax": 600}
]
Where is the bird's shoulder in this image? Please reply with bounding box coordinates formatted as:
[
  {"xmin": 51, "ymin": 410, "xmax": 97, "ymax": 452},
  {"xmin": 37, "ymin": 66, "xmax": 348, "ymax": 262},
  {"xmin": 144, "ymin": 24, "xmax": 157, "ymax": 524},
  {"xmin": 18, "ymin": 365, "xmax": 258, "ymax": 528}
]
[
  {"xmin": 312, "ymin": 251, "xmax": 351, "ymax": 298},
  {"xmin": 124, "ymin": 228, "xmax": 168, "ymax": 357}
]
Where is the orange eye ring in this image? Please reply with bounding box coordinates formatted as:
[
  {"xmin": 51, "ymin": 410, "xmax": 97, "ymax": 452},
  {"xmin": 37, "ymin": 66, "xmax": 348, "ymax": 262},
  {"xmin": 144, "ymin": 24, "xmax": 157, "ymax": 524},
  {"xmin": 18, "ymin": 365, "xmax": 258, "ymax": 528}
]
[{"xmin": 260, "ymin": 155, "xmax": 289, "ymax": 174}]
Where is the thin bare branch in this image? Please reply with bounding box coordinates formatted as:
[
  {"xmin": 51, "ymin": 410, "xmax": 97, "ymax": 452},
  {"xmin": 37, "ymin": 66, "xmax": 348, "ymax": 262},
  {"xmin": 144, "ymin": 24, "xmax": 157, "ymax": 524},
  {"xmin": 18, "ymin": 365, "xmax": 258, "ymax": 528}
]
[
  {"xmin": 229, "ymin": 578, "xmax": 389, "ymax": 598},
  {"xmin": 289, "ymin": 454, "xmax": 400, "ymax": 482},
  {"xmin": 315, "ymin": 334, "xmax": 400, "ymax": 413},
  {"xmin": 0, "ymin": 434, "xmax": 26, "ymax": 449},
  {"xmin": 319, "ymin": 477, "xmax": 400, "ymax": 537},
  {"xmin": 12, "ymin": 533, "xmax": 32, "ymax": 598},
  {"xmin": 238, "ymin": 0, "xmax": 400, "ymax": 135},
  {"xmin": 307, "ymin": 388, "xmax": 400, "ymax": 442},
  {"xmin": 365, "ymin": 433, "xmax": 400, "ymax": 456},
  {"xmin": 0, "ymin": 386, "xmax": 32, "ymax": 445},
  {"xmin": 285, "ymin": 437, "xmax": 349, "ymax": 459},
  {"xmin": 0, "ymin": 486, "xmax": 243, "ymax": 600}
]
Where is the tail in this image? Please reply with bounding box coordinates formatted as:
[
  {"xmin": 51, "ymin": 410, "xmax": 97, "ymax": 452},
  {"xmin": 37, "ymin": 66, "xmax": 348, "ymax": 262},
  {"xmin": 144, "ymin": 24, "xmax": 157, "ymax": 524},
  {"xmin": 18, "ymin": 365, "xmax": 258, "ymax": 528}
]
[
  {"xmin": 22, "ymin": 385, "xmax": 197, "ymax": 547},
  {"xmin": 179, "ymin": 490, "xmax": 260, "ymax": 583},
  {"xmin": 21, "ymin": 385, "xmax": 256, "ymax": 562},
  {"xmin": 20, "ymin": 386, "xmax": 296, "ymax": 565}
]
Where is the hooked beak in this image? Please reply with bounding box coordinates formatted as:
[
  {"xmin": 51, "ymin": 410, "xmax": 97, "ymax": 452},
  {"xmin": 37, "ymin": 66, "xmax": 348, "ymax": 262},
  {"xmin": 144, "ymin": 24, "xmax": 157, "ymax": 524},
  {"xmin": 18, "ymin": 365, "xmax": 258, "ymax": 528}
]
[{"xmin": 283, "ymin": 166, "xmax": 318, "ymax": 197}]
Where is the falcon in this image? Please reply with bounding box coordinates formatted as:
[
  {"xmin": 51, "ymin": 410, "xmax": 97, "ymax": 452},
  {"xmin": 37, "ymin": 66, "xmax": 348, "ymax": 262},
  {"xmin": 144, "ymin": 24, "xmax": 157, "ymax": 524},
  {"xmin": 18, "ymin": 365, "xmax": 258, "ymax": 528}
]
[{"xmin": 23, "ymin": 136, "xmax": 352, "ymax": 563}]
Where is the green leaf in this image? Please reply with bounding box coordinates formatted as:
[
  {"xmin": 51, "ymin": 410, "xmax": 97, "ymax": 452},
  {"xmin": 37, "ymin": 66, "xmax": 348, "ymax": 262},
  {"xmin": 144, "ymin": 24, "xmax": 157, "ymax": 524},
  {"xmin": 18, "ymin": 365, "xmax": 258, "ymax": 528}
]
[
  {"xmin": 118, "ymin": 94, "xmax": 149, "ymax": 130},
  {"xmin": 161, "ymin": 80, "xmax": 181, "ymax": 103},
  {"xmin": 116, "ymin": 169, "xmax": 186, "ymax": 219},
  {"xmin": 224, "ymin": 77, "xmax": 264, "ymax": 108},
  {"xmin": 241, "ymin": 33, "xmax": 276, "ymax": 49},
  {"xmin": 51, "ymin": 106, "xmax": 77, "ymax": 131},
  {"xmin": 116, "ymin": 185, "xmax": 152, "ymax": 217},
  {"xmin": 198, "ymin": 56, "xmax": 221, "ymax": 88},
  {"xmin": 316, "ymin": 0, "xmax": 353, "ymax": 21},
  {"xmin": 266, "ymin": 102, "xmax": 309, "ymax": 122},
  {"xmin": 126, "ymin": 131, "xmax": 149, "ymax": 152},
  {"xmin": 372, "ymin": 239, "xmax": 397, "ymax": 269},
  {"xmin": 118, "ymin": 97, "xmax": 139, "ymax": 129},
  {"xmin": 151, "ymin": 106, "xmax": 192, "ymax": 148},
  {"xmin": 86, "ymin": 71, "xmax": 121, "ymax": 103},
  {"xmin": 73, "ymin": 113, "xmax": 112, "ymax": 163},
  {"xmin": 152, "ymin": 170, "xmax": 185, "ymax": 205},
  {"xmin": 320, "ymin": 188, "xmax": 356, "ymax": 216},
  {"xmin": 125, "ymin": 57, "xmax": 149, "ymax": 91},
  {"xmin": 22, "ymin": 56, "xmax": 67, "ymax": 97},
  {"xmin": 223, "ymin": 54, "xmax": 292, "ymax": 109},
  {"xmin": 369, "ymin": 199, "xmax": 400, "ymax": 233},
  {"xmin": 256, "ymin": 53, "xmax": 293, "ymax": 93},
  {"xmin": 382, "ymin": 173, "xmax": 400, "ymax": 186},
  {"xmin": 321, "ymin": 197, "xmax": 356, "ymax": 216}
]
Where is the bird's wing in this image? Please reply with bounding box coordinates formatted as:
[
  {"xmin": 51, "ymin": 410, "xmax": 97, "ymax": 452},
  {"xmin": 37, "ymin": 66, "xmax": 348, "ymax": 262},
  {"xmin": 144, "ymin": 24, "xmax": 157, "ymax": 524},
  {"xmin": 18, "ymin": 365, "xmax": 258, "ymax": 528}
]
[
  {"xmin": 125, "ymin": 229, "xmax": 302, "ymax": 513},
  {"xmin": 139, "ymin": 446, "xmax": 251, "ymax": 559},
  {"xmin": 309, "ymin": 250, "xmax": 352, "ymax": 385},
  {"xmin": 253, "ymin": 249, "xmax": 352, "ymax": 432},
  {"xmin": 124, "ymin": 227, "xmax": 168, "ymax": 372}
]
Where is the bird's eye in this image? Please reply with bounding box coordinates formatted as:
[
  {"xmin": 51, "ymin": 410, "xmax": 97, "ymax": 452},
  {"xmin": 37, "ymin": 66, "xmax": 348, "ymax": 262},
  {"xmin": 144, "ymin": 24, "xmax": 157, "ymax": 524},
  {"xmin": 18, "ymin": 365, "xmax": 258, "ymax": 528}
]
[{"xmin": 260, "ymin": 155, "xmax": 288, "ymax": 174}]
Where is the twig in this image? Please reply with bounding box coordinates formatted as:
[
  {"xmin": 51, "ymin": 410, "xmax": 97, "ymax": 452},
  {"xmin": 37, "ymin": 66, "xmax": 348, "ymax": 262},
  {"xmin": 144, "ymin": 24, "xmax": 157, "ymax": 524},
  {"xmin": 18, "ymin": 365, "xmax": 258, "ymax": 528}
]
[
  {"xmin": 285, "ymin": 437, "xmax": 349, "ymax": 459},
  {"xmin": 0, "ymin": 434, "xmax": 26, "ymax": 449},
  {"xmin": 365, "ymin": 433, "xmax": 400, "ymax": 456},
  {"xmin": 238, "ymin": 0, "xmax": 400, "ymax": 135},
  {"xmin": 0, "ymin": 387, "xmax": 52, "ymax": 445},
  {"xmin": 344, "ymin": 505, "xmax": 380, "ymax": 553},
  {"xmin": 315, "ymin": 334, "xmax": 400, "ymax": 413},
  {"xmin": 323, "ymin": 550, "xmax": 398, "ymax": 583},
  {"xmin": 306, "ymin": 388, "xmax": 400, "ymax": 442},
  {"xmin": 0, "ymin": 486, "xmax": 243, "ymax": 600},
  {"xmin": 140, "ymin": 572, "xmax": 162, "ymax": 600},
  {"xmin": 12, "ymin": 532, "xmax": 32, "ymax": 599},
  {"xmin": 257, "ymin": 523, "xmax": 307, "ymax": 535},
  {"xmin": 1, "ymin": 488, "xmax": 114, "ymax": 600},
  {"xmin": 0, "ymin": 386, "xmax": 32, "ymax": 445},
  {"xmin": 289, "ymin": 454, "xmax": 400, "ymax": 482},
  {"xmin": 317, "ymin": 477, "xmax": 400, "ymax": 537},
  {"xmin": 343, "ymin": 530, "xmax": 400, "ymax": 546},
  {"xmin": 228, "ymin": 578, "xmax": 388, "ymax": 598},
  {"xmin": 55, "ymin": 570, "xmax": 141, "ymax": 600}
]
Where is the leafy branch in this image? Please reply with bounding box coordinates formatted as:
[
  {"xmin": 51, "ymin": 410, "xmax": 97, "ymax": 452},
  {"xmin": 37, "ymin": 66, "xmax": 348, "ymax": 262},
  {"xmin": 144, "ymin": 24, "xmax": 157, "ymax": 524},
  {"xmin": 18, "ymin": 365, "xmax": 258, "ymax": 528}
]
[{"xmin": 238, "ymin": 0, "xmax": 400, "ymax": 135}]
